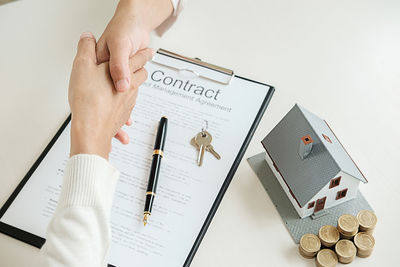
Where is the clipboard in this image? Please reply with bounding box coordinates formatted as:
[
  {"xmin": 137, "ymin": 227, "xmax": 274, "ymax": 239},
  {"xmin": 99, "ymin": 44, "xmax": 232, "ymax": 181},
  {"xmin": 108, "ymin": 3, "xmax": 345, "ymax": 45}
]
[{"xmin": 0, "ymin": 49, "xmax": 274, "ymax": 267}]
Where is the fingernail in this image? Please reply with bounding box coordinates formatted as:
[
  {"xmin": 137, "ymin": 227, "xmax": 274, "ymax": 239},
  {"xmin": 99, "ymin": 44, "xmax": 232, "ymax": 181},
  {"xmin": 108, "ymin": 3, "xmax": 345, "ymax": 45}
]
[
  {"xmin": 80, "ymin": 32, "xmax": 93, "ymax": 39},
  {"xmin": 115, "ymin": 78, "xmax": 129, "ymax": 91}
]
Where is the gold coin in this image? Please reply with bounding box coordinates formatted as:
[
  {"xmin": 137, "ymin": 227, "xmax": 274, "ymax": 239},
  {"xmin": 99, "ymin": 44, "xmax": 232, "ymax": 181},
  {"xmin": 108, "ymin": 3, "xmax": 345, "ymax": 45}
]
[
  {"xmin": 335, "ymin": 240, "xmax": 356, "ymax": 263},
  {"xmin": 338, "ymin": 214, "xmax": 359, "ymax": 234},
  {"xmin": 319, "ymin": 225, "xmax": 340, "ymax": 247},
  {"xmin": 354, "ymin": 232, "xmax": 375, "ymax": 250},
  {"xmin": 357, "ymin": 210, "xmax": 377, "ymax": 231},
  {"xmin": 316, "ymin": 249, "xmax": 338, "ymax": 267},
  {"xmin": 336, "ymin": 240, "xmax": 356, "ymax": 257},
  {"xmin": 299, "ymin": 246, "xmax": 315, "ymax": 259},
  {"xmin": 338, "ymin": 230, "xmax": 356, "ymax": 240},
  {"xmin": 354, "ymin": 232, "xmax": 375, "ymax": 258},
  {"xmin": 300, "ymin": 233, "xmax": 321, "ymax": 253}
]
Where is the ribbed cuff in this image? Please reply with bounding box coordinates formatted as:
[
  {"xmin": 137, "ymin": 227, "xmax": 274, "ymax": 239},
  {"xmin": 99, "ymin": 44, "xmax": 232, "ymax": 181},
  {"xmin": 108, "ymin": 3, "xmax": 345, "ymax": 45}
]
[{"xmin": 58, "ymin": 154, "xmax": 120, "ymax": 208}]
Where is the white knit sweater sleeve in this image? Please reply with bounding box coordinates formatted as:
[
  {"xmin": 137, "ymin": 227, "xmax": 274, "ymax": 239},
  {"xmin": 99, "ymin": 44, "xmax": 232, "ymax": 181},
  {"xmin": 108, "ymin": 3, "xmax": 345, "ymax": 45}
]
[{"xmin": 38, "ymin": 154, "xmax": 120, "ymax": 267}]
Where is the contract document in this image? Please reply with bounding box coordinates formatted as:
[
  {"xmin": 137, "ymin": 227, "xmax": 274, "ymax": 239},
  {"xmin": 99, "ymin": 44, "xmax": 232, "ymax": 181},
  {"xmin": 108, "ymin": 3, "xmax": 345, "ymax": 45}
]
[{"xmin": 0, "ymin": 50, "xmax": 274, "ymax": 266}]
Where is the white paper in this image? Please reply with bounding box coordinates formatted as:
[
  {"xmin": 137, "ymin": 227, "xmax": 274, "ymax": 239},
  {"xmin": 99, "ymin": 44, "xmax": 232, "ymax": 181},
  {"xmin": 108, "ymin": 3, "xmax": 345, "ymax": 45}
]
[{"xmin": 0, "ymin": 55, "xmax": 271, "ymax": 267}]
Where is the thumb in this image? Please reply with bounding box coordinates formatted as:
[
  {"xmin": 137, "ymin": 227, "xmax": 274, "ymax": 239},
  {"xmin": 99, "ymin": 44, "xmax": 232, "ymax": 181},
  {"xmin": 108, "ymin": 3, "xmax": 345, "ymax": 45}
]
[
  {"xmin": 108, "ymin": 40, "xmax": 132, "ymax": 92},
  {"xmin": 75, "ymin": 32, "xmax": 97, "ymax": 63}
]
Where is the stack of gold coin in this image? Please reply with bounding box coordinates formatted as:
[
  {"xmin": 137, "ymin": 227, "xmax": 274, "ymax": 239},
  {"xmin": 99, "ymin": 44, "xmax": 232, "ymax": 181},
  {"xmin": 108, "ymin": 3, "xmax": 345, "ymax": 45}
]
[
  {"xmin": 299, "ymin": 234, "xmax": 321, "ymax": 258},
  {"xmin": 354, "ymin": 232, "xmax": 375, "ymax": 258},
  {"xmin": 315, "ymin": 249, "xmax": 338, "ymax": 267},
  {"xmin": 319, "ymin": 225, "xmax": 340, "ymax": 247},
  {"xmin": 335, "ymin": 239, "xmax": 356, "ymax": 263},
  {"xmin": 357, "ymin": 210, "xmax": 377, "ymax": 234},
  {"xmin": 337, "ymin": 214, "xmax": 359, "ymax": 239}
]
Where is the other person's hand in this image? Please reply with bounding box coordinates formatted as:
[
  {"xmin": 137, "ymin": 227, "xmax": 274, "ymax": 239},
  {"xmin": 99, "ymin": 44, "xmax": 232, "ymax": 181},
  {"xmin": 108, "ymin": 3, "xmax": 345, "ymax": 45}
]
[
  {"xmin": 68, "ymin": 32, "xmax": 153, "ymax": 159},
  {"xmin": 96, "ymin": 1, "xmax": 151, "ymax": 92},
  {"xmin": 96, "ymin": 0, "xmax": 173, "ymax": 92}
]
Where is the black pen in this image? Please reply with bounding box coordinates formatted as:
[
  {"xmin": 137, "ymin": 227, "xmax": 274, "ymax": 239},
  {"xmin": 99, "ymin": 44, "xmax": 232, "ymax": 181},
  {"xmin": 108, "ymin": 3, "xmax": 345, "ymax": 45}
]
[{"xmin": 143, "ymin": 116, "xmax": 168, "ymax": 226}]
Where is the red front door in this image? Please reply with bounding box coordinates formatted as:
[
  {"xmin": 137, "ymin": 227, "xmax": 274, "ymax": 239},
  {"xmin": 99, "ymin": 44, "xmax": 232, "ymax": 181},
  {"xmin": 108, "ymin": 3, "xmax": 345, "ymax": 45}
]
[{"xmin": 314, "ymin": 197, "xmax": 327, "ymax": 213}]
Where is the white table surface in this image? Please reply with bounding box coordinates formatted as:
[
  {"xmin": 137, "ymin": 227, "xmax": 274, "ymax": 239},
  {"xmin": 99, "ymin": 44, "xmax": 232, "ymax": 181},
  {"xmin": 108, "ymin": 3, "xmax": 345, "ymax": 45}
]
[{"xmin": 1, "ymin": 0, "xmax": 399, "ymax": 266}]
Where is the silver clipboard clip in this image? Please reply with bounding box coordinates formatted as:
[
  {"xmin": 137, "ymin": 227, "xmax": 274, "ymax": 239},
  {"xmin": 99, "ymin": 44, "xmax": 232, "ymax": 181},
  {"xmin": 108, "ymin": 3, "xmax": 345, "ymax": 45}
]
[{"xmin": 152, "ymin": 49, "xmax": 234, "ymax": 85}]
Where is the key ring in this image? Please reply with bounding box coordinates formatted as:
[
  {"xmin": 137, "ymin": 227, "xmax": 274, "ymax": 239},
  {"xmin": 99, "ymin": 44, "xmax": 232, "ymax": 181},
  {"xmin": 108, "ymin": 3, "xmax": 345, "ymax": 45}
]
[{"xmin": 201, "ymin": 120, "xmax": 208, "ymax": 137}]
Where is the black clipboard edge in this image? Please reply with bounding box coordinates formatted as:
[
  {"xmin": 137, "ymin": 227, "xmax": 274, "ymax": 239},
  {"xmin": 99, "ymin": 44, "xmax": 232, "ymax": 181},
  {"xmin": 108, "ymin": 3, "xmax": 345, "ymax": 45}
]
[
  {"xmin": 0, "ymin": 221, "xmax": 45, "ymax": 248},
  {"xmin": 0, "ymin": 114, "xmax": 71, "ymax": 247},
  {"xmin": 183, "ymin": 79, "xmax": 275, "ymax": 266}
]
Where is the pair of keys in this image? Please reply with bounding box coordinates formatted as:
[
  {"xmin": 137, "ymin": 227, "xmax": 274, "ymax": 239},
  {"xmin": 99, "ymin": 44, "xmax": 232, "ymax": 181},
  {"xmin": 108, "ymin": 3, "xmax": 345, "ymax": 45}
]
[{"xmin": 191, "ymin": 130, "xmax": 221, "ymax": 166}]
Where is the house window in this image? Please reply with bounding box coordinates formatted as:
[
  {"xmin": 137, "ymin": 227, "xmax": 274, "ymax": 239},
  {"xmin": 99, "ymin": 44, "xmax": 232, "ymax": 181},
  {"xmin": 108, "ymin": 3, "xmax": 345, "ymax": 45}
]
[
  {"xmin": 323, "ymin": 134, "xmax": 332, "ymax": 143},
  {"xmin": 314, "ymin": 197, "xmax": 327, "ymax": 213},
  {"xmin": 308, "ymin": 201, "xmax": 315, "ymax": 209},
  {"xmin": 336, "ymin": 188, "xmax": 348, "ymax": 200},
  {"xmin": 329, "ymin": 176, "xmax": 341, "ymax": 189}
]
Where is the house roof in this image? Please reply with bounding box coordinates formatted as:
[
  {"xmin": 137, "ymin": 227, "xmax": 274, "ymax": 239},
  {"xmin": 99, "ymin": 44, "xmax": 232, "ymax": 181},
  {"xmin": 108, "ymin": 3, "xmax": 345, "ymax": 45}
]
[{"xmin": 261, "ymin": 104, "xmax": 367, "ymax": 207}]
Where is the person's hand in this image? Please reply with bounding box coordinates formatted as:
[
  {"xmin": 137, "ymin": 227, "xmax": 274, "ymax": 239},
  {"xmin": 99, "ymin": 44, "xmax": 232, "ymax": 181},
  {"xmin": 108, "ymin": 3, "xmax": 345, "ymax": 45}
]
[
  {"xmin": 96, "ymin": 0, "xmax": 173, "ymax": 92},
  {"xmin": 96, "ymin": 1, "xmax": 151, "ymax": 92},
  {"xmin": 96, "ymin": 0, "xmax": 173, "ymax": 142},
  {"xmin": 68, "ymin": 32, "xmax": 153, "ymax": 159}
]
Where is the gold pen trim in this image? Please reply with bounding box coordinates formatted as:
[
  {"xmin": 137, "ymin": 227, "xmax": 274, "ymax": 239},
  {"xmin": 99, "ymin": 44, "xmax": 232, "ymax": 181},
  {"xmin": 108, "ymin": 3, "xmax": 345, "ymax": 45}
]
[
  {"xmin": 153, "ymin": 149, "xmax": 164, "ymax": 157},
  {"xmin": 146, "ymin": 191, "xmax": 156, "ymax": 196}
]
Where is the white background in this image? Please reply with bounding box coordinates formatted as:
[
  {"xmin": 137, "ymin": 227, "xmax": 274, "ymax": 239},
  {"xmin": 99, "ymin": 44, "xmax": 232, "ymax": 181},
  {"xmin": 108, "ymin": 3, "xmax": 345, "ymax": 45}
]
[{"xmin": 0, "ymin": 0, "xmax": 399, "ymax": 266}]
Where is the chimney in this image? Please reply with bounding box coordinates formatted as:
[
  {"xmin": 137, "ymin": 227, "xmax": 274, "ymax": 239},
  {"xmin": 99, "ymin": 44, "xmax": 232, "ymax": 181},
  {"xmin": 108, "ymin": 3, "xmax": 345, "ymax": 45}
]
[{"xmin": 299, "ymin": 135, "xmax": 313, "ymax": 159}]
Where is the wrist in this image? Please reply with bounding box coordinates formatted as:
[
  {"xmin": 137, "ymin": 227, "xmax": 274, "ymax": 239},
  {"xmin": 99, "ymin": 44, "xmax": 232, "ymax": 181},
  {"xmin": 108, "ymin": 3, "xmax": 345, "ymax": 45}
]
[
  {"xmin": 115, "ymin": 0, "xmax": 153, "ymax": 33},
  {"xmin": 115, "ymin": 0, "xmax": 173, "ymax": 33},
  {"xmin": 70, "ymin": 120, "xmax": 112, "ymax": 160}
]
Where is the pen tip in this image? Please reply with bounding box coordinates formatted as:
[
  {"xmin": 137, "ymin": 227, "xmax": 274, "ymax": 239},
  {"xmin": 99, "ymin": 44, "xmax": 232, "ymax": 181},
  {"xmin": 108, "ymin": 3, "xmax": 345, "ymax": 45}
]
[{"xmin": 143, "ymin": 213, "xmax": 149, "ymax": 226}]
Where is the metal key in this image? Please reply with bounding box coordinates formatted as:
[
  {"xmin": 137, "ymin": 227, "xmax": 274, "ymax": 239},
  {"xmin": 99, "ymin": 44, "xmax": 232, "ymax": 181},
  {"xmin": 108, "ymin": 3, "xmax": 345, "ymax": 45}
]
[
  {"xmin": 192, "ymin": 138, "xmax": 221, "ymax": 160},
  {"xmin": 194, "ymin": 131, "xmax": 212, "ymax": 166},
  {"xmin": 190, "ymin": 137, "xmax": 198, "ymax": 148},
  {"xmin": 206, "ymin": 144, "xmax": 221, "ymax": 160}
]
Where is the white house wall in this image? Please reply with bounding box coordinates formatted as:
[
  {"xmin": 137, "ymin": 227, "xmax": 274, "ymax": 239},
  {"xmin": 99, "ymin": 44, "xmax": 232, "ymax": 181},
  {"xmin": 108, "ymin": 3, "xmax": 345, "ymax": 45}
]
[
  {"xmin": 265, "ymin": 153, "xmax": 360, "ymax": 218},
  {"xmin": 301, "ymin": 171, "xmax": 360, "ymax": 218}
]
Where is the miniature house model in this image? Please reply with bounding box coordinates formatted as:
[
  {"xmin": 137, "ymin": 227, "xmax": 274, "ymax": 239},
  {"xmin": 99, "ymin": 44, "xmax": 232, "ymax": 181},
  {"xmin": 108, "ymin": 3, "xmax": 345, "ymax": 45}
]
[{"xmin": 262, "ymin": 104, "xmax": 367, "ymax": 218}]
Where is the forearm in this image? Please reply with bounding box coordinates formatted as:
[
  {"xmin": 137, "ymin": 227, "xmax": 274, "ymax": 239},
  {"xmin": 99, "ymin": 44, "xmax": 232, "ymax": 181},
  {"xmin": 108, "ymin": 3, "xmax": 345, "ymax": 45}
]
[
  {"xmin": 39, "ymin": 155, "xmax": 119, "ymax": 266},
  {"xmin": 116, "ymin": 0, "xmax": 174, "ymax": 33}
]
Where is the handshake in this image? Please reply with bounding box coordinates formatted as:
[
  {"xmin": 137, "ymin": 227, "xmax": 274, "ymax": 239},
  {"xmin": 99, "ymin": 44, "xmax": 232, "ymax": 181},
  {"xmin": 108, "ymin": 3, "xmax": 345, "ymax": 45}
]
[
  {"xmin": 68, "ymin": 0, "xmax": 174, "ymax": 160},
  {"xmin": 68, "ymin": 32, "xmax": 153, "ymax": 161}
]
